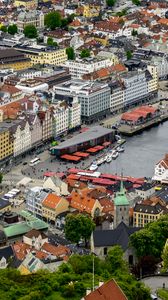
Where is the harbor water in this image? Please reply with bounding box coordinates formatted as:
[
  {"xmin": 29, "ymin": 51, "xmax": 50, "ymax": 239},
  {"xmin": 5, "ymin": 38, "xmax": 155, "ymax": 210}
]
[{"xmin": 98, "ymin": 121, "xmax": 168, "ymax": 178}]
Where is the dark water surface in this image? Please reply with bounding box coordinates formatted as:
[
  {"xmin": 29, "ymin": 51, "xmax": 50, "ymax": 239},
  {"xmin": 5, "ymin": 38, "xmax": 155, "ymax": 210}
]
[{"xmin": 98, "ymin": 121, "xmax": 168, "ymax": 178}]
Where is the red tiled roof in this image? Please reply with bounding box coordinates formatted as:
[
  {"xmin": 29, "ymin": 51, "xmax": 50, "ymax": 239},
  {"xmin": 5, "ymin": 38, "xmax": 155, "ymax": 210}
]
[
  {"xmin": 42, "ymin": 242, "xmax": 70, "ymax": 257},
  {"xmin": 84, "ymin": 279, "xmax": 128, "ymax": 300},
  {"xmin": 42, "ymin": 193, "xmax": 63, "ymax": 209},
  {"xmin": 86, "ymin": 148, "xmax": 99, "ymax": 153}
]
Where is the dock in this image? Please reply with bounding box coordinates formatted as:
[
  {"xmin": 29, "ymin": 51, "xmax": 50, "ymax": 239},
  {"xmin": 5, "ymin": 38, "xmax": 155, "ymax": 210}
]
[{"xmin": 118, "ymin": 114, "xmax": 168, "ymax": 136}]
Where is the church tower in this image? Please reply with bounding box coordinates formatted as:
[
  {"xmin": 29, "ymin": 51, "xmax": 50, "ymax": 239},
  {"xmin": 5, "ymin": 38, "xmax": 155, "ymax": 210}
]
[{"xmin": 113, "ymin": 180, "xmax": 130, "ymax": 228}]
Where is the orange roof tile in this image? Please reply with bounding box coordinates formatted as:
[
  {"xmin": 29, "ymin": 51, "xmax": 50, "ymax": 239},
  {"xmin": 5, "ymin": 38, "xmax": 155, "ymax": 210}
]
[
  {"xmin": 71, "ymin": 190, "xmax": 96, "ymax": 214},
  {"xmin": 42, "ymin": 243, "xmax": 70, "ymax": 257},
  {"xmin": 99, "ymin": 199, "xmax": 114, "ymax": 214},
  {"xmin": 42, "ymin": 193, "xmax": 63, "ymax": 209}
]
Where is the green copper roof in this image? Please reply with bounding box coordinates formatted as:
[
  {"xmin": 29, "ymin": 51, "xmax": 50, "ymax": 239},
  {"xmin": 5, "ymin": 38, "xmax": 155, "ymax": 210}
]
[
  {"xmin": 114, "ymin": 181, "xmax": 129, "ymax": 206},
  {"xmin": 4, "ymin": 223, "xmax": 30, "ymax": 238}
]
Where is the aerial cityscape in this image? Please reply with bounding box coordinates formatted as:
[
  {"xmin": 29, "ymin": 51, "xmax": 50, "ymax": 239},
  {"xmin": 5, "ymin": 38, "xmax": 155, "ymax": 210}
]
[{"xmin": 0, "ymin": 0, "xmax": 168, "ymax": 298}]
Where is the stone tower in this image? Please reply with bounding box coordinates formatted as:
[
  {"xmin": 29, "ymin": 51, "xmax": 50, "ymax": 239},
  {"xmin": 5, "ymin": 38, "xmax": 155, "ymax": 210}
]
[{"xmin": 113, "ymin": 180, "xmax": 130, "ymax": 228}]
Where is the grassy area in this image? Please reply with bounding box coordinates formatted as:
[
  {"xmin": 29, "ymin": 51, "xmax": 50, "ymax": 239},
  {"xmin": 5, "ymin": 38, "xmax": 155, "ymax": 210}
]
[{"xmin": 157, "ymin": 289, "xmax": 168, "ymax": 300}]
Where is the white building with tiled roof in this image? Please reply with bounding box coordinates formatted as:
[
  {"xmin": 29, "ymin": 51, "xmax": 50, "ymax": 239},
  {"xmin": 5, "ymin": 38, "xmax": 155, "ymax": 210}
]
[{"xmin": 153, "ymin": 153, "xmax": 168, "ymax": 183}]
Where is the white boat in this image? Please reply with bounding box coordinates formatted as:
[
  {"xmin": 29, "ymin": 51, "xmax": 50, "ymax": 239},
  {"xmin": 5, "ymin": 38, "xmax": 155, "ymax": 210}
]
[
  {"xmin": 89, "ymin": 162, "xmax": 98, "ymax": 171},
  {"xmin": 112, "ymin": 150, "xmax": 119, "ymax": 159},
  {"xmin": 106, "ymin": 155, "xmax": 112, "ymax": 163},
  {"xmin": 97, "ymin": 157, "xmax": 105, "ymax": 165},
  {"xmin": 117, "ymin": 146, "xmax": 124, "ymax": 153}
]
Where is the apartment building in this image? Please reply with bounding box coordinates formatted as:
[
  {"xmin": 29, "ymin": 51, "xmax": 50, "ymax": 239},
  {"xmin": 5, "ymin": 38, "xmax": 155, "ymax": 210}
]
[
  {"xmin": 52, "ymin": 96, "xmax": 81, "ymax": 138},
  {"xmin": 109, "ymin": 81, "xmax": 124, "ymax": 114},
  {"xmin": 42, "ymin": 193, "xmax": 69, "ymax": 223},
  {"xmin": 26, "ymin": 113, "xmax": 42, "ymax": 147},
  {"xmin": 121, "ymin": 71, "xmax": 148, "ymax": 108},
  {"xmin": 0, "ymin": 49, "xmax": 32, "ymax": 71},
  {"xmin": 64, "ymin": 57, "xmax": 113, "ymax": 79},
  {"xmin": 14, "ymin": 0, "xmax": 38, "ymax": 9},
  {"xmin": 26, "ymin": 187, "xmax": 49, "ymax": 217},
  {"xmin": 17, "ymin": 11, "xmax": 44, "ymax": 33},
  {"xmin": 15, "ymin": 45, "xmax": 67, "ymax": 66},
  {"xmin": 0, "ymin": 127, "xmax": 13, "ymax": 162},
  {"xmin": 54, "ymin": 80, "xmax": 111, "ymax": 124},
  {"xmin": 12, "ymin": 120, "xmax": 32, "ymax": 157},
  {"xmin": 38, "ymin": 109, "xmax": 53, "ymax": 142},
  {"xmin": 133, "ymin": 202, "xmax": 166, "ymax": 227},
  {"xmin": 146, "ymin": 65, "xmax": 158, "ymax": 94}
]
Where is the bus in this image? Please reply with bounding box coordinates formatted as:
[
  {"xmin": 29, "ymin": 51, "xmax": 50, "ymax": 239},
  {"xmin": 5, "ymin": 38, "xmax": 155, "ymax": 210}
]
[{"xmin": 29, "ymin": 157, "xmax": 41, "ymax": 167}]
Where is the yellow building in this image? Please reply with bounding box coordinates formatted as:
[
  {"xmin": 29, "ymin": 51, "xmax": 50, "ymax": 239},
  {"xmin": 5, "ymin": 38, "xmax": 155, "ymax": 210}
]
[
  {"xmin": 15, "ymin": 46, "xmax": 68, "ymax": 66},
  {"xmin": 83, "ymin": 4, "xmax": 100, "ymax": 18},
  {"xmin": 42, "ymin": 193, "xmax": 69, "ymax": 222},
  {"xmin": 93, "ymin": 35, "xmax": 109, "ymax": 46},
  {"xmin": 133, "ymin": 202, "xmax": 165, "ymax": 227},
  {"xmin": 0, "ymin": 49, "xmax": 32, "ymax": 71},
  {"xmin": 0, "ymin": 127, "xmax": 13, "ymax": 162},
  {"xmin": 14, "ymin": 0, "xmax": 38, "ymax": 9}
]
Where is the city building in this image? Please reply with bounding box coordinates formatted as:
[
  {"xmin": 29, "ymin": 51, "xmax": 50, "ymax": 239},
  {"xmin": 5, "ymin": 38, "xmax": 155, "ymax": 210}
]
[
  {"xmin": 26, "ymin": 187, "xmax": 49, "ymax": 217},
  {"xmin": 42, "ymin": 193, "xmax": 69, "ymax": 223},
  {"xmin": 0, "ymin": 127, "xmax": 13, "ymax": 163},
  {"xmin": 91, "ymin": 222, "xmax": 139, "ymax": 264},
  {"xmin": 83, "ymin": 4, "xmax": 100, "ymax": 18},
  {"xmin": 133, "ymin": 201, "xmax": 166, "ymax": 227},
  {"xmin": 64, "ymin": 58, "xmax": 113, "ymax": 79},
  {"xmin": 83, "ymin": 279, "xmax": 128, "ymax": 300},
  {"xmin": 38, "ymin": 109, "xmax": 53, "ymax": 142},
  {"xmin": 0, "ymin": 49, "xmax": 32, "ymax": 71},
  {"xmin": 109, "ymin": 81, "xmax": 125, "ymax": 114},
  {"xmin": 134, "ymin": 182, "xmax": 155, "ymax": 200},
  {"xmin": 26, "ymin": 113, "xmax": 43, "ymax": 147},
  {"xmin": 152, "ymin": 153, "xmax": 168, "ymax": 184},
  {"xmin": 17, "ymin": 11, "xmax": 44, "ymax": 33},
  {"xmin": 52, "ymin": 97, "xmax": 81, "ymax": 138},
  {"xmin": 0, "ymin": 198, "xmax": 11, "ymax": 214},
  {"xmin": 16, "ymin": 79, "xmax": 48, "ymax": 94},
  {"xmin": 51, "ymin": 126, "xmax": 114, "ymax": 156},
  {"xmin": 113, "ymin": 181, "xmax": 130, "ymax": 228},
  {"xmin": 14, "ymin": 0, "xmax": 38, "ymax": 9},
  {"xmin": 12, "ymin": 119, "xmax": 32, "ymax": 157},
  {"xmin": 54, "ymin": 80, "xmax": 111, "ymax": 124},
  {"xmin": 15, "ymin": 45, "xmax": 67, "ymax": 66},
  {"xmin": 70, "ymin": 189, "xmax": 103, "ymax": 218}
]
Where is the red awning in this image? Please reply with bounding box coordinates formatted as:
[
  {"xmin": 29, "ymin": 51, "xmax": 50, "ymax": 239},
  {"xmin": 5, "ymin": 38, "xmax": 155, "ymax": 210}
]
[
  {"xmin": 74, "ymin": 152, "xmax": 90, "ymax": 158},
  {"xmin": 92, "ymin": 178, "xmax": 117, "ymax": 185},
  {"xmin": 43, "ymin": 172, "xmax": 65, "ymax": 178},
  {"xmin": 86, "ymin": 148, "xmax": 99, "ymax": 153},
  {"xmin": 61, "ymin": 155, "xmax": 81, "ymax": 162},
  {"xmin": 94, "ymin": 145, "xmax": 104, "ymax": 150}
]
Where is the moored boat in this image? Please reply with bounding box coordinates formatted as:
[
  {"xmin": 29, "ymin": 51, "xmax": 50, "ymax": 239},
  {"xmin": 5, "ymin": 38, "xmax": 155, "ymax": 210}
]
[
  {"xmin": 112, "ymin": 150, "xmax": 119, "ymax": 159},
  {"xmin": 89, "ymin": 162, "xmax": 98, "ymax": 171}
]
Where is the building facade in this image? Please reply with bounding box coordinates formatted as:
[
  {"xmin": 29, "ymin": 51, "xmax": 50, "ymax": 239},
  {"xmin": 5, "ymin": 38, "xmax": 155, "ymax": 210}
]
[
  {"xmin": 13, "ymin": 120, "xmax": 31, "ymax": 157},
  {"xmin": 0, "ymin": 127, "xmax": 13, "ymax": 162},
  {"xmin": 17, "ymin": 11, "xmax": 44, "ymax": 33},
  {"xmin": 0, "ymin": 49, "xmax": 32, "ymax": 71}
]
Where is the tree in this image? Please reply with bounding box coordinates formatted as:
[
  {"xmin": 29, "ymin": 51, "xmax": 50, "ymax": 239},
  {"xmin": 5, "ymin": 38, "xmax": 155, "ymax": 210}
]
[
  {"xmin": 66, "ymin": 47, "xmax": 75, "ymax": 60},
  {"xmin": 0, "ymin": 25, "xmax": 7, "ymax": 32},
  {"xmin": 105, "ymin": 246, "xmax": 128, "ymax": 275},
  {"xmin": 80, "ymin": 49, "xmax": 91, "ymax": 58},
  {"xmin": 132, "ymin": 0, "xmax": 141, "ymax": 5},
  {"xmin": 64, "ymin": 214, "xmax": 95, "ymax": 245},
  {"xmin": 47, "ymin": 37, "xmax": 57, "ymax": 47},
  {"xmin": 45, "ymin": 11, "xmax": 61, "ymax": 30},
  {"xmin": 126, "ymin": 50, "xmax": 133, "ymax": 60},
  {"xmin": 106, "ymin": 0, "xmax": 116, "ymax": 7},
  {"xmin": 8, "ymin": 24, "xmax": 18, "ymax": 35},
  {"xmin": 162, "ymin": 244, "xmax": 168, "ymax": 273},
  {"xmin": 23, "ymin": 25, "xmax": 37, "ymax": 38}
]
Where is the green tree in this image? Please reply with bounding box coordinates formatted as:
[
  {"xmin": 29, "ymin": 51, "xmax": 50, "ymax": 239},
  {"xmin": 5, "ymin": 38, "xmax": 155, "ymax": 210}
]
[
  {"xmin": 64, "ymin": 214, "xmax": 95, "ymax": 245},
  {"xmin": 45, "ymin": 11, "xmax": 61, "ymax": 30},
  {"xmin": 8, "ymin": 24, "xmax": 18, "ymax": 35},
  {"xmin": 132, "ymin": 0, "xmax": 141, "ymax": 5},
  {"xmin": 23, "ymin": 25, "xmax": 37, "ymax": 38},
  {"xmin": 47, "ymin": 37, "xmax": 58, "ymax": 47},
  {"xmin": 0, "ymin": 25, "xmax": 7, "ymax": 32},
  {"xmin": 126, "ymin": 50, "xmax": 133, "ymax": 60},
  {"xmin": 80, "ymin": 49, "xmax": 91, "ymax": 58},
  {"xmin": 106, "ymin": 0, "xmax": 116, "ymax": 7},
  {"xmin": 162, "ymin": 245, "xmax": 168, "ymax": 273},
  {"xmin": 66, "ymin": 47, "xmax": 75, "ymax": 60},
  {"xmin": 106, "ymin": 245, "xmax": 128, "ymax": 275}
]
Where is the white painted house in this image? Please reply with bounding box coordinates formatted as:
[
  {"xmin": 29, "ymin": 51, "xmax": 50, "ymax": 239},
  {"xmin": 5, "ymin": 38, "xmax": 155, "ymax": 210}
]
[{"xmin": 152, "ymin": 154, "xmax": 168, "ymax": 184}]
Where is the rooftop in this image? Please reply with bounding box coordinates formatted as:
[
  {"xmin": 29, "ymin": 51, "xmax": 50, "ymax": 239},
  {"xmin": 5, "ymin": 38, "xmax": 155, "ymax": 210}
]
[{"xmin": 52, "ymin": 126, "xmax": 113, "ymax": 150}]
